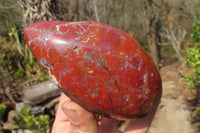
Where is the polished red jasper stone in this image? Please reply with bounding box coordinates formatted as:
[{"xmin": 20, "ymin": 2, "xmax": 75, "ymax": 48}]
[{"xmin": 24, "ymin": 21, "xmax": 162, "ymax": 119}]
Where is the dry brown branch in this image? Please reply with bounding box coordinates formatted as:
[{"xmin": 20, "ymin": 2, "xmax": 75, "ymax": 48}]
[{"xmin": 161, "ymin": 25, "xmax": 186, "ymax": 60}]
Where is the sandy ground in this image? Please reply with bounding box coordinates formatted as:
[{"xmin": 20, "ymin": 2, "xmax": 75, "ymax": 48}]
[{"xmin": 148, "ymin": 62, "xmax": 192, "ymax": 133}]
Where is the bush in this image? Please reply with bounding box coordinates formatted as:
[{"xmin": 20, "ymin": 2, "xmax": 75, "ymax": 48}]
[
  {"xmin": 184, "ymin": 17, "xmax": 200, "ymax": 114},
  {"xmin": 14, "ymin": 108, "xmax": 51, "ymax": 132},
  {"xmin": 184, "ymin": 43, "xmax": 200, "ymax": 89},
  {"xmin": 184, "ymin": 20, "xmax": 200, "ymax": 89}
]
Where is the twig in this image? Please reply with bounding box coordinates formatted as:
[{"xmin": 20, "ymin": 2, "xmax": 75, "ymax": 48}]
[
  {"xmin": 5, "ymin": 87, "xmax": 16, "ymax": 104},
  {"xmin": 44, "ymin": 97, "xmax": 60, "ymax": 109}
]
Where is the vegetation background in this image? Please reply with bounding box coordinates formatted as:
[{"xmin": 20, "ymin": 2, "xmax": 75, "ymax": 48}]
[{"xmin": 0, "ymin": 0, "xmax": 200, "ymax": 132}]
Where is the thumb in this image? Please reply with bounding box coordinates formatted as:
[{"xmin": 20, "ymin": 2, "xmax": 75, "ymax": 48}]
[{"xmin": 62, "ymin": 100, "xmax": 98, "ymax": 133}]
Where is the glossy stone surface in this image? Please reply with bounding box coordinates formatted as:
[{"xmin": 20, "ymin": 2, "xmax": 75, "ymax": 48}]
[{"xmin": 24, "ymin": 21, "xmax": 162, "ymax": 119}]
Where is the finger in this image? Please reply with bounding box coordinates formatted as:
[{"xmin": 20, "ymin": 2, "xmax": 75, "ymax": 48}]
[
  {"xmin": 62, "ymin": 100, "xmax": 98, "ymax": 133},
  {"xmin": 52, "ymin": 93, "xmax": 72, "ymax": 133}
]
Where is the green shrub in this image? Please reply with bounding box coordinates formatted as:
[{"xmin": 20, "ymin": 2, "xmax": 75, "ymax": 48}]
[
  {"xmin": 184, "ymin": 42, "xmax": 200, "ymax": 89},
  {"xmin": 184, "ymin": 18, "xmax": 200, "ymax": 113},
  {"xmin": 14, "ymin": 69, "xmax": 25, "ymax": 78},
  {"xmin": 14, "ymin": 108, "xmax": 51, "ymax": 132},
  {"xmin": 184, "ymin": 20, "xmax": 200, "ymax": 89}
]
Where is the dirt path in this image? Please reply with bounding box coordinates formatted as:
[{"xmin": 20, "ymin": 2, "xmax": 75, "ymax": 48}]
[{"xmin": 148, "ymin": 62, "xmax": 192, "ymax": 133}]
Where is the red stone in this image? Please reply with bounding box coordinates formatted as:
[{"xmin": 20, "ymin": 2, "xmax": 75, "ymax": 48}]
[{"xmin": 24, "ymin": 21, "xmax": 162, "ymax": 119}]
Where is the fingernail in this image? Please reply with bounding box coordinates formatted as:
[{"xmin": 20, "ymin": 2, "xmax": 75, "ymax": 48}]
[{"xmin": 64, "ymin": 109, "xmax": 79, "ymax": 125}]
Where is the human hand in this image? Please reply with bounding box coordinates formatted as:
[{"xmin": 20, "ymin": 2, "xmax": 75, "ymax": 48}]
[{"xmin": 52, "ymin": 92, "xmax": 161, "ymax": 133}]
